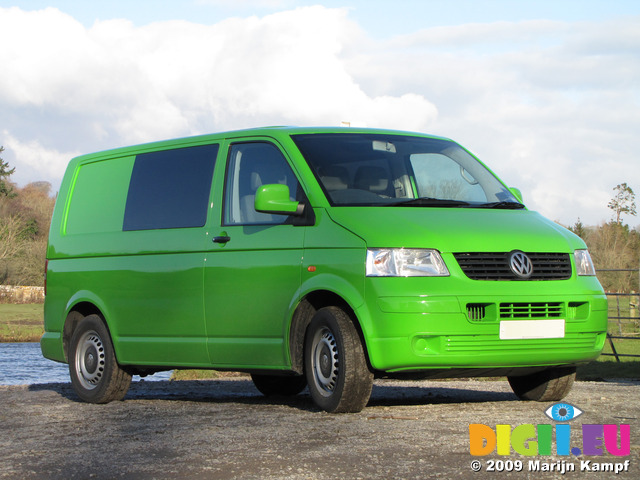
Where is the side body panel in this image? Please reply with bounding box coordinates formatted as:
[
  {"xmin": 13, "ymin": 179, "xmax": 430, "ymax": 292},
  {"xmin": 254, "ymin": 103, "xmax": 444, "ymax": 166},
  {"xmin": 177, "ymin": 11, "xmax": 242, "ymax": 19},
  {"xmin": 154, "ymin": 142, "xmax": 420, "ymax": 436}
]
[{"xmin": 43, "ymin": 139, "xmax": 221, "ymax": 366}]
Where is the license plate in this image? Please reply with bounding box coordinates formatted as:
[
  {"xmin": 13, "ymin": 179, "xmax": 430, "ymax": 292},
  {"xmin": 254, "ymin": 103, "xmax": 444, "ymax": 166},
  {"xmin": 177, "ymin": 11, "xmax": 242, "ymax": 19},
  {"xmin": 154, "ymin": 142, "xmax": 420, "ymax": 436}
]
[{"xmin": 499, "ymin": 319, "xmax": 565, "ymax": 340}]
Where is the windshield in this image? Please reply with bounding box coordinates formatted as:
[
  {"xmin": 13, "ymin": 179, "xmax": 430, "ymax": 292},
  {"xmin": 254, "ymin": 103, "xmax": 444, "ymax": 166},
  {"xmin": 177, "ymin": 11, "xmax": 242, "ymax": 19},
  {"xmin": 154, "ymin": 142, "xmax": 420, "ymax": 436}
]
[{"xmin": 292, "ymin": 133, "xmax": 522, "ymax": 208}]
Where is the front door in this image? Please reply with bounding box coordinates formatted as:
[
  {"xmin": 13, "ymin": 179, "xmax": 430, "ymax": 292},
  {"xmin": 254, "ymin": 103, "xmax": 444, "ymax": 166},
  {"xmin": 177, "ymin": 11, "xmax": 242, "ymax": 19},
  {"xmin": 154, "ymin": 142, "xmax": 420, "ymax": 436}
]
[{"xmin": 204, "ymin": 141, "xmax": 307, "ymax": 368}]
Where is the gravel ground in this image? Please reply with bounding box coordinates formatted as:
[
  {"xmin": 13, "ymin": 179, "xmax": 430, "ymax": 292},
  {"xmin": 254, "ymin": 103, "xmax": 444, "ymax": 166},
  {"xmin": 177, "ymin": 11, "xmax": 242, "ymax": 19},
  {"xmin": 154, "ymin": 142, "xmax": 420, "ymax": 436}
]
[{"xmin": 0, "ymin": 378, "xmax": 638, "ymax": 479}]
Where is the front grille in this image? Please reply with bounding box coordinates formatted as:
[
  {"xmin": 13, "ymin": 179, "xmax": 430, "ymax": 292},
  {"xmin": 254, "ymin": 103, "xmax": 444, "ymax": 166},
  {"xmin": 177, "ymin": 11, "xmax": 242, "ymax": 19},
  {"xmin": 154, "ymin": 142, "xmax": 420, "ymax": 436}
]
[
  {"xmin": 500, "ymin": 302, "xmax": 564, "ymax": 319},
  {"xmin": 453, "ymin": 252, "xmax": 572, "ymax": 280}
]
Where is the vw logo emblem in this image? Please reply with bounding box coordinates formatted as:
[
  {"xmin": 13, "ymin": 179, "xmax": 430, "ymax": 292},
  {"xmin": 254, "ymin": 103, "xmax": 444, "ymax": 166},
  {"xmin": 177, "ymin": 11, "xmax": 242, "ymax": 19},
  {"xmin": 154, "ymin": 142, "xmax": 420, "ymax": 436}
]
[{"xmin": 509, "ymin": 251, "xmax": 533, "ymax": 279}]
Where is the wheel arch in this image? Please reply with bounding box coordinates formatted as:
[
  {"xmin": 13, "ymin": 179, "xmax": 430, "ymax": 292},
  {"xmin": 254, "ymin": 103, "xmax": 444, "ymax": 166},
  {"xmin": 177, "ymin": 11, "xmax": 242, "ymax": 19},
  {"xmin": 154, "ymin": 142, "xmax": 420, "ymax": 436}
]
[
  {"xmin": 62, "ymin": 301, "xmax": 107, "ymax": 362},
  {"xmin": 288, "ymin": 289, "xmax": 370, "ymax": 375}
]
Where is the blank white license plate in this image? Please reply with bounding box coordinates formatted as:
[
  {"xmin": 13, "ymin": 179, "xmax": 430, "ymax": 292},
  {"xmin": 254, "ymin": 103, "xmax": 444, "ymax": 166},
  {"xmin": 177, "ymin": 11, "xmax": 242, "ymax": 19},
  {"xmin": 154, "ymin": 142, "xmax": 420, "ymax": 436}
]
[{"xmin": 499, "ymin": 319, "xmax": 565, "ymax": 340}]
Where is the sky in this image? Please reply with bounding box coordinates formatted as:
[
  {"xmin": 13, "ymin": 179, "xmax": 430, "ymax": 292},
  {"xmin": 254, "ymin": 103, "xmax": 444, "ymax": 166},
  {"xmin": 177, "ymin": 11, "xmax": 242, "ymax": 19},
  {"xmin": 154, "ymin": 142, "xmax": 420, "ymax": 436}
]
[{"xmin": 1, "ymin": 0, "xmax": 639, "ymax": 227}]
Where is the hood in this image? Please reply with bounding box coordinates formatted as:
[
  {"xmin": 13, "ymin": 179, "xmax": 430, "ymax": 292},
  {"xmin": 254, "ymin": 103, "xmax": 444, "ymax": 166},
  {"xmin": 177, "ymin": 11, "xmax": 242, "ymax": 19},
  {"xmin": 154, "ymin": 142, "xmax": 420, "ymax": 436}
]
[{"xmin": 326, "ymin": 207, "xmax": 585, "ymax": 253}]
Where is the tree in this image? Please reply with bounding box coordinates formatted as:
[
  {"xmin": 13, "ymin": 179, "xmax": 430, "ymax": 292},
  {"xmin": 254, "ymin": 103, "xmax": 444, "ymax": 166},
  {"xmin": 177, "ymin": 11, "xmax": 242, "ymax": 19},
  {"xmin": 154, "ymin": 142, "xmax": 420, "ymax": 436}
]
[
  {"xmin": 0, "ymin": 215, "xmax": 28, "ymax": 261},
  {"xmin": 570, "ymin": 217, "xmax": 586, "ymax": 239},
  {"xmin": 608, "ymin": 183, "xmax": 636, "ymax": 225},
  {"xmin": 586, "ymin": 221, "xmax": 639, "ymax": 292},
  {"xmin": 0, "ymin": 146, "xmax": 16, "ymax": 197}
]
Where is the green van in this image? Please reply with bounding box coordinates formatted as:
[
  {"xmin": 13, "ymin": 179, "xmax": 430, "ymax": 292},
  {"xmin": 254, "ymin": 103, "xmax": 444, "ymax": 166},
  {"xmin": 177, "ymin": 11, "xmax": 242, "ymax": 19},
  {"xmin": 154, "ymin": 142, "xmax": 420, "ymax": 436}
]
[{"xmin": 42, "ymin": 127, "xmax": 607, "ymax": 412}]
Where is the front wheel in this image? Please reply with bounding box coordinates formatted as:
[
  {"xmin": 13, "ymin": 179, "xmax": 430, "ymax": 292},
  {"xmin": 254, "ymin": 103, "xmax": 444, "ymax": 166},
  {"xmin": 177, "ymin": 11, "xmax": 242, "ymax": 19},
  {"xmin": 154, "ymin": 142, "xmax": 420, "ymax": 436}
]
[
  {"xmin": 304, "ymin": 306, "xmax": 373, "ymax": 413},
  {"xmin": 69, "ymin": 314, "xmax": 132, "ymax": 403},
  {"xmin": 508, "ymin": 366, "xmax": 576, "ymax": 401}
]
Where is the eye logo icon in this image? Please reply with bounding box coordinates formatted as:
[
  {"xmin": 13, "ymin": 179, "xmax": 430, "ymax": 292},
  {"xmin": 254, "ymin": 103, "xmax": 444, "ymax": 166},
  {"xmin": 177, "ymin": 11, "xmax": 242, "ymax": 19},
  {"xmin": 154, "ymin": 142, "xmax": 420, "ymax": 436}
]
[{"xmin": 544, "ymin": 403, "xmax": 583, "ymax": 422}]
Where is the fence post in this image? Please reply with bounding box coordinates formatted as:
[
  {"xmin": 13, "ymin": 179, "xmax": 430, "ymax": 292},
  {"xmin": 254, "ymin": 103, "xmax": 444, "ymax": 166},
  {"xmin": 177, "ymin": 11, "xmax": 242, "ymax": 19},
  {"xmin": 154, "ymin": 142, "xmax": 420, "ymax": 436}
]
[
  {"xmin": 617, "ymin": 295, "xmax": 622, "ymax": 335},
  {"xmin": 637, "ymin": 261, "xmax": 640, "ymax": 319}
]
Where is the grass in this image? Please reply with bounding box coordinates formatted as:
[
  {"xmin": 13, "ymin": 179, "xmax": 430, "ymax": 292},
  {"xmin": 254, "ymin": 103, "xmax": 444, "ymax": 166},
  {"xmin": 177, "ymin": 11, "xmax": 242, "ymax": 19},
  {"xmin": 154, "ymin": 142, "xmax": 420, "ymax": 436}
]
[
  {"xmin": 607, "ymin": 292, "xmax": 639, "ymax": 326},
  {"xmin": 601, "ymin": 335, "xmax": 640, "ymax": 357},
  {"xmin": 582, "ymin": 331, "xmax": 640, "ymax": 379},
  {"xmin": 577, "ymin": 336, "xmax": 640, "ymax": 380},
  {"xmin": 0, "ymin": 304, "xmax": 45, "ymax": 342},
  {"xmin": 1, "ymin": 302, "xmax": 638, "ymax": 380}
]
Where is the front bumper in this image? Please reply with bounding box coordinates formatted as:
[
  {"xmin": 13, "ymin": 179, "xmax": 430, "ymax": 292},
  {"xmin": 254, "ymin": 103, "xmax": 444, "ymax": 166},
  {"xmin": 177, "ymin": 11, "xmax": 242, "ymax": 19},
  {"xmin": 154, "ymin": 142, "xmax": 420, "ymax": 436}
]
[{"xmin": 361, "ymin": 289, "xmax": 608, "ymax": 372}]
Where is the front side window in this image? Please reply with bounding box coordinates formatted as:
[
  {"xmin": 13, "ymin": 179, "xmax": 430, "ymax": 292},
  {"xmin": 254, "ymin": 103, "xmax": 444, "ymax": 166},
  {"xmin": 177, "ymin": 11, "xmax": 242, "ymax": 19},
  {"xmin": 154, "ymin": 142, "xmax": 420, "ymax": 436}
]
[
  {"xmin": 292, "ymin": 133, "xmax": 521, "ymax": 209},
  {"xmin": 224, "ymin": 142, "xmax": 302, "ymax": 225}
]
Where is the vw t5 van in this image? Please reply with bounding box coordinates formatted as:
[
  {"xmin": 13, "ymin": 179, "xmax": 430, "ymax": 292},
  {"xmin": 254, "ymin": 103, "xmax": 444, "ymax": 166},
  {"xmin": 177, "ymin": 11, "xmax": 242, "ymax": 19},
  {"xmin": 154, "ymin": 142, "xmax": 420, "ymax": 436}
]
[{"xmin": 42, "ymin": 127, "xmax": 607, "ymax": 412}]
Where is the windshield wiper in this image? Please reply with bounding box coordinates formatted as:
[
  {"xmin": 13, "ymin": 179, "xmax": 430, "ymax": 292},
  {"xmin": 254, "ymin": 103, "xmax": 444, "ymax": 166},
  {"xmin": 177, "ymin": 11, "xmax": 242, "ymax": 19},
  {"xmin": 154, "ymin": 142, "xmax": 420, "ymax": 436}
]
[
  {"xmin": 475, "ymin": 201, "xmax": 525, "ymax": 209},
  {"xmin": 386, "ymin": 197, "xmax": 472, "ymax": 207},
  {"xmin": 386, "ymin": 198, "xmax": 525, "ymax": 209}
]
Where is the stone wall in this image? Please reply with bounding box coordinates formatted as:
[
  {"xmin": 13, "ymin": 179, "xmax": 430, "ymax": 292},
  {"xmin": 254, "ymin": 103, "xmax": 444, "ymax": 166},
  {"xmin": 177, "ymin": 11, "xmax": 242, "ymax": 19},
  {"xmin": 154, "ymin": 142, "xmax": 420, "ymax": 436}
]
[{"xmin": 0, "ymin": 285, "xmax": 45, "ymax": 304}]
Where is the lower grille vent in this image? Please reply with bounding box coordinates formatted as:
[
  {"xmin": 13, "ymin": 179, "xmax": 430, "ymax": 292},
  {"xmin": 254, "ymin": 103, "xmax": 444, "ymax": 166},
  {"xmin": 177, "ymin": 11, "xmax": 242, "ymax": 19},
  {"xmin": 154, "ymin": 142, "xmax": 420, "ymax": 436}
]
[
  {"xmin": 467, "ymin": 303, "xmax": 488, "ymax": 321},
  {"xmin": 500, "ymin": 302, "xmax": 564, "ymax": 319}
]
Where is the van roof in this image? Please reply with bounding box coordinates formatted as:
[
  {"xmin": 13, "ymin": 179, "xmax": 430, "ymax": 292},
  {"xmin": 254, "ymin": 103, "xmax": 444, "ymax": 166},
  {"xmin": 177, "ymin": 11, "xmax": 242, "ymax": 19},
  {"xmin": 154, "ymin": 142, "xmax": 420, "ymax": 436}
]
[{"xmin": 70, "ymin": 126, "xmax": 452, "ymax": 163}]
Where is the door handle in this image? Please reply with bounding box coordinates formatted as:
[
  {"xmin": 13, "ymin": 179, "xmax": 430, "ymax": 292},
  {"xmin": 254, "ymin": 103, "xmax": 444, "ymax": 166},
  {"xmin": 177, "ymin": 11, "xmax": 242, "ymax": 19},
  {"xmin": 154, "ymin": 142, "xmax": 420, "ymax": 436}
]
[{"xmin": 212, "ymin": 235, "xmax": 231, "ymax": 244}]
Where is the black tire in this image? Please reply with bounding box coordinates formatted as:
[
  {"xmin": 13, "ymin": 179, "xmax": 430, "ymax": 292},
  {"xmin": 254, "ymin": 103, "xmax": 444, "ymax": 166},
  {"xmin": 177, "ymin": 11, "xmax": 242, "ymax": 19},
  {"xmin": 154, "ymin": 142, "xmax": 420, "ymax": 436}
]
[
  {"xmin": 508, "ymin": 366, "xmax": 576, "ymax": 401},
  {"xmin": 304, "ymin": 306, "xmax": 373, "ymax": 413},
  {"xmin": 69, "ymin": 314, "xmax": 132, "ymax": 403},
  {"xmin": 251, "ymin": 374, "xmax": 307, "ymax": 397}
]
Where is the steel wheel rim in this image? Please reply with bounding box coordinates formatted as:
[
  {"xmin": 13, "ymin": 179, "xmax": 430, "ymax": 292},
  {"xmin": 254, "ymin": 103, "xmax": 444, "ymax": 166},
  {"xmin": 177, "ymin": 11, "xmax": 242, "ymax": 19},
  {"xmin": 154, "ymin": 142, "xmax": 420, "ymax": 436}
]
[
  {"xmin": 74, "ymin": 330, "xmax": 106, "ymax": 390},
  {"xmin": 311, "ymin": 327, "xmax": 339, "ymax": 397}
]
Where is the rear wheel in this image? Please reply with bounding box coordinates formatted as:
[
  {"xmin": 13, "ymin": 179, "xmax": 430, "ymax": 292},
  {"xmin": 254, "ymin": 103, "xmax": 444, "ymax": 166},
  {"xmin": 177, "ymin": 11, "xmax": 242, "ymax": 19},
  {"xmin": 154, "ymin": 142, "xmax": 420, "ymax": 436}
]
[
  {"xmin": 69, "ymin": 314, "xmax": 132, "ymax": 403},
  {"xmin": 304, "ymin": 306, "xmax": 373, "ymax": 413},
  {"xmin": 508, "ymin": 366, "xmax": 576, "ymax": 401},
  {"xmin": 251, "ymin": 374, "xmax": 307, "ymax": 397}
]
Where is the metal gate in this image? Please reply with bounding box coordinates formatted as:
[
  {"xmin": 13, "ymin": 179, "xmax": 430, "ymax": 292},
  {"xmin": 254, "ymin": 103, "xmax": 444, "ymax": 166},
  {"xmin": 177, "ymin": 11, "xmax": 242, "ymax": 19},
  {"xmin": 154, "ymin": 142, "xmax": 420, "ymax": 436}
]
[{"xmin": 598, "ymin": 268, "xmax": 640, "ymax": 361}]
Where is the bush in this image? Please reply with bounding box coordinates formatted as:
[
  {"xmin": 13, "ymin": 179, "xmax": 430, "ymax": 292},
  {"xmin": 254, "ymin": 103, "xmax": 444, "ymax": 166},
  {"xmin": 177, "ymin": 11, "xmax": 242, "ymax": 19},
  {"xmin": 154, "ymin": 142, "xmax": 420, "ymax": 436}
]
[{"xmin": 0, "ymin": 181, "xmax": 55, "ymax": 286}]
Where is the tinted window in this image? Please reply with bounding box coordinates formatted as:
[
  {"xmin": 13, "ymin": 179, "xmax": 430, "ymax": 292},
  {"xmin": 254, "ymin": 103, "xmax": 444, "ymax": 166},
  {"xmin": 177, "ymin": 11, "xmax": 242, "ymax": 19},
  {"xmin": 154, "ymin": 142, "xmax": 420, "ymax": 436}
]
[
  {"xmin": 224, "ymin": 142, "xmax": 301, "ymax": 225},
  {"xmin": 123, "ymin": 144, "xmax": 218, "ymax": 231}
]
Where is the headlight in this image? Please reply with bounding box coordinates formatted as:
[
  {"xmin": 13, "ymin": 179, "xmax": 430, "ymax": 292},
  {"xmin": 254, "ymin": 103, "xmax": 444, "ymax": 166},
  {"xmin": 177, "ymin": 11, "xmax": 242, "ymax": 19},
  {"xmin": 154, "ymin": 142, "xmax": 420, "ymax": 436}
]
[
  {"xmin": 366, "ymin": 248, "xmax": 449, "ymax": 277},
  {"xmin": 574, "ymin": 249, "xmax": 596, "ymax": 276}
]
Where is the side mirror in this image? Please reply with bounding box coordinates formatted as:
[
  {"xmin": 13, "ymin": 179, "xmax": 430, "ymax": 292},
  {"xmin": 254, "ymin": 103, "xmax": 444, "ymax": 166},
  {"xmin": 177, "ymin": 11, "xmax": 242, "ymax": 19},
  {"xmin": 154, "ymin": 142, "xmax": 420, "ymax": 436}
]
[
  {"xmin": 509, "ymin": 187, "xmax": 524, "ymax": 203},
  {"xmin": 255, "ymin": 184, "xmax": 304, "ymax": 216}
]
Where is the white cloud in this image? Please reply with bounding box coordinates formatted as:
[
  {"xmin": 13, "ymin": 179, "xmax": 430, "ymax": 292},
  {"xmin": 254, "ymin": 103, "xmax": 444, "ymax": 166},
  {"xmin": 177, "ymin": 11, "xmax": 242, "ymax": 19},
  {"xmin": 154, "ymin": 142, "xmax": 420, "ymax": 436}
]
[
  {"xmin": 0, "ymin": 6, "xmax": 436, "ymax": 143},
  {"xmin": 2, "ymin": 130, "xmax": 80, "ymax": 185}
]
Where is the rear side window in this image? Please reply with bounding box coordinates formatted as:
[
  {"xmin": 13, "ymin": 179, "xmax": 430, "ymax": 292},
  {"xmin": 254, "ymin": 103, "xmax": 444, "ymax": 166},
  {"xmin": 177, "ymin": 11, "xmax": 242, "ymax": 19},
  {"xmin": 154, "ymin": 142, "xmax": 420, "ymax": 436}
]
[
  {"xmin": 65, "ymin": 157, "xmax": 134, "ymax": 235},
  {"xmin": 123, "ymin": 144, "xmax": 218, "ymax": 231}
]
